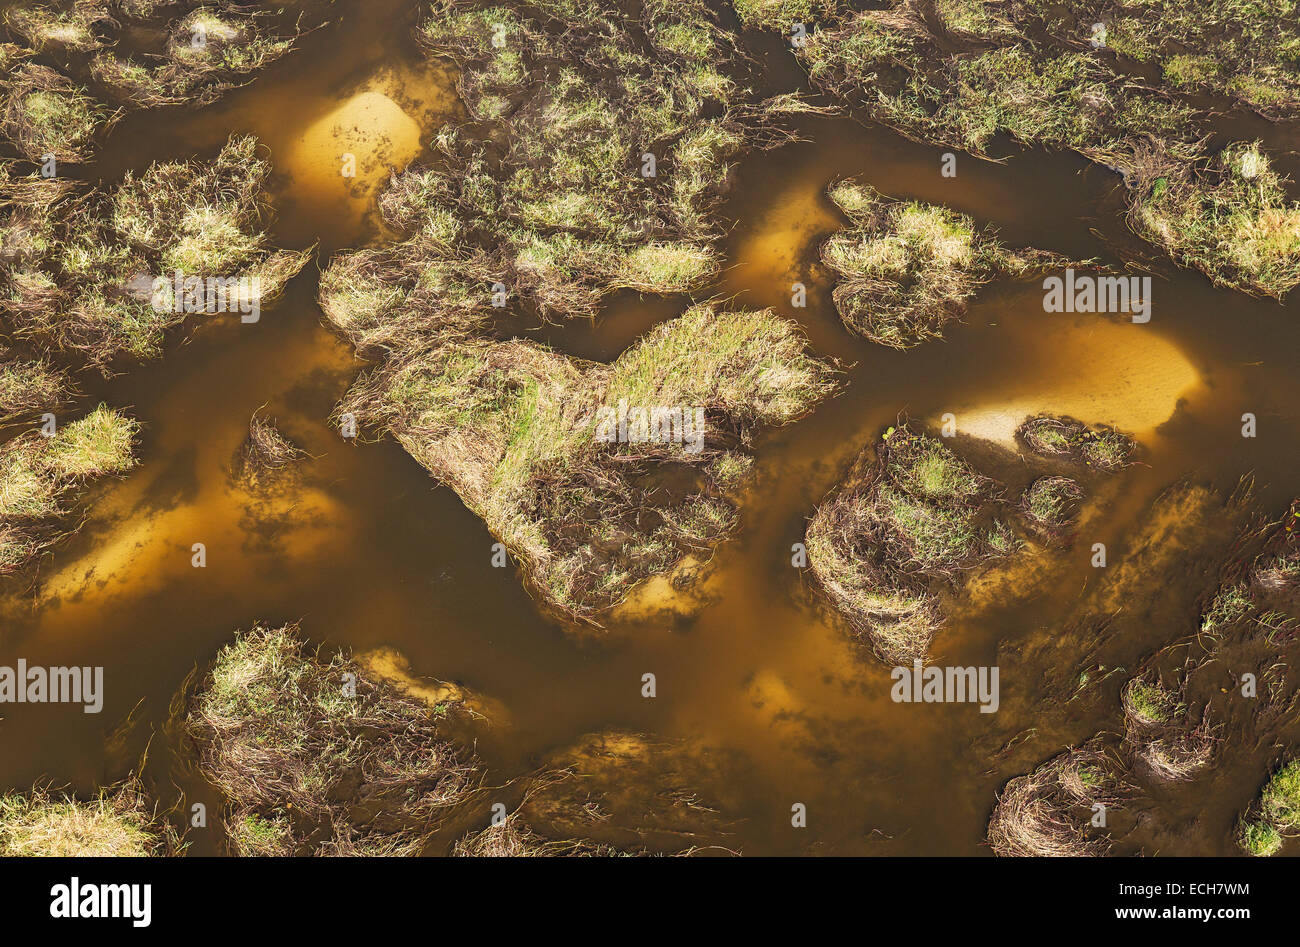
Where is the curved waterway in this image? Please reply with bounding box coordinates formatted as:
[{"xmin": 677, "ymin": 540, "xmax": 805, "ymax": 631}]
[{"xmin": 1, "ymin": 0, "xmax": 1297, "ymax": 855}]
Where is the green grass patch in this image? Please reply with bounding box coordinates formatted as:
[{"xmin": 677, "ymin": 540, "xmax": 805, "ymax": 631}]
[
  {"xmin": 822, "ymin": 179, "xmax": 1067, "ymax": 347},
  {"xmin": 0, "ymin": 404, "xmax": 137, "ymax": 574},
  {"xmin": 1020, "ymin": 475, "xmax": 1084, "ymax": 535},
  {"xmin": 1239, "ymin": 759, "xmax": 1300, "ymax": 855},
  {"xmin": 187, "ymin": 622, "xmax": 478, "ymax": 856},
  {"xmin": 1122, "ymin": 677, "xmax": 1181, "ymax": 726},
  {"xmin": 806, "ymin": 422, "xmax": 1011, "ymax": 663}
]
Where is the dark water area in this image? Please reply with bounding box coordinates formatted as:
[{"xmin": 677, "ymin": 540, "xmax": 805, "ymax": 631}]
[{"xmin": 1, "ymin": 0, "xmax": 1297, "ymax": 856}]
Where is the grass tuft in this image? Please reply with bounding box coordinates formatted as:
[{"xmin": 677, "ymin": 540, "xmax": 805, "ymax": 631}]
[
  {"xmin": 0, "ymin": 781, "xmax": 171, "ymax": 856},
  {"xmin": 0, "ymin": 64, "xmax": 114, "ymax": 162},
  {"xmin": 1238, "ymin": 758, "xmax": 1300, "ymax": 855},
  {"xmin": 806, "ymin": 422, "xmax": 1009, "ymax": 663},
  {"xmin": 1017, "ymin": 415, "xmax": 1136, "ymax": 471},
  {"xmin": 821, "ymin": 179, "xmax": 1066, "ymax": 347},
  {"xmin": 186, "ymin": 622, "xmax": 478, "ymax": 856},
  {"xmin": 0, "ymin": 403, "xmax": 138, "ymax": 574}
]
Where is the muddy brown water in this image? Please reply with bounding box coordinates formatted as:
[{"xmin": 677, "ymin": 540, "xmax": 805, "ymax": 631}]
[{"xmin": 1, "ymin": 1, "xmax": 1298, "ymax": 856}]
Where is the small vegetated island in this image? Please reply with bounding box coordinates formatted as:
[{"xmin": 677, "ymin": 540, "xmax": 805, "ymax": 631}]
[
  {"xmin": 806, "ymin": 415, "xmax": 1134, "ymax": 664},
  {"xmin": 3, "ymin": 0, "xmax": 336, "ymax": 152},
  {"xmin": 185, "ymin": 622, "xmax": 479, "ymax": 856},
  {"xmin": 820, "ymin": 177, "xmax": 1068, "ymax": 347},
  {"xmin": 185, "ymin": 623, "xmax": 730, "ymax": 855}
]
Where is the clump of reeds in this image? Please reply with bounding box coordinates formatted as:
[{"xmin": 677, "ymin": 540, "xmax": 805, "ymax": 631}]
[
  {"xmin": 0, "ymin": 63, "xmax": 115, "ymax": 162},
  {"xmin": 0, "ymin": 403, "xmax": 138, "ymax": 574},
  {"xmin": 0, "ymin": 354, "xmax": 68, "ymax": 424},
  {"xmin": 0, "ymin": 135, "xmax": 307, "ymax": 369},
  {"xmin": 0, "ymin": 779, "xmax": 174, "ymax": 856},
  {"xmin": 231, "ymin": 413, "xmax": 305, "ymax": 494},
  {"xmin": 987, "ymin": 743, "xmax": 1129, "ymax": 856},
  {"xmin": 928, "ymin": 0, "xmax": 1017, "ymax": 37},
  {"xmin": 796, "ymin": 4, "xmax": 1300, "ymax": 298},
  {"xmin": 1200, "ymin": 582, "xmax": 1253, "ymax": 633},
  {"xmin": 1135, "ymin": 711, "xmax": 1218, "ymax": 781},
  {"xmin": 821, "ymin": 178, "xmax": 1067, "ymax": 347},
  {"xmin": 1253, "ymin": 552, "xmax": 1299, "ymax": 599},
  {"xmin": 186, "ymin": 623, "xmax": 479, "ymax": 856},
  {"xmin": 89, "ymin": 3, "xmax": 315, "ymax": 109},
  {"xmin": 0, "ymin": 160, "xmax": 73, "ymax": 268},
  {"xmin": 806, "ymin": 422, "xmax": 1012, "ymax": 663},
  {"xmin": 4, "ymin": 3, "xmax": 117, "ymax": 54},
  {"xmin": 1239, "ymin": 818, "xmax": 1284, "ymax": 857},
  {"xmin": 1053, "ymin": 743, "xmax": 1134, "ymax": 809},
  {"xmin": 1121, "ymin": 669, "xmax": 1220, "ymax": 781},
  {"xmin": 336, "ymin": 302, "xmax": 837, "ymax": 622},
  {"xmin": 1238, "ymin": 759, "xmax": 1300, "ymax": 856},
  {"xmin": 1019, "ymin": 475, "xmax": 1083, "ymax": 538},
  {"xmin": 1134, "ymin": 142, "xmax": 1300, "ymax": 299},
  {"xmin": 454, "ymin": 814, "xmax": 551, "ymax": 857},
  {"xmin": 1016, "ymin": 415, "xmax": 1136, "ymax": 471},
  {"xmin": 1121, "ymin": 674, "xmax": 1183, "ymax": 730}
]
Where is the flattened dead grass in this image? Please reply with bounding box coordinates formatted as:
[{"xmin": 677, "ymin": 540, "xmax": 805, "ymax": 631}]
[
  {"xmin": 988, "ymin": 742, "xmax": 1130, "ymax": 856},
  {"xmin": 456, "ymin": 730, "xmax": 735, "ymax": 855}
]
